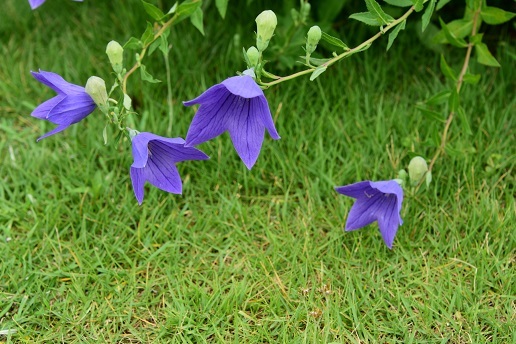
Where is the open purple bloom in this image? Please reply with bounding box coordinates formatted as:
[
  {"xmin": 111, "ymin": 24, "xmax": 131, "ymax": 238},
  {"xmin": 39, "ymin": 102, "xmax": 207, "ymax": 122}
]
[
  {"xmin": 130, "ymin": 132, "xmax": 209, "ymax": 205},
  {"xmin": 183, "ymin": 75, "xmax": 280, "ymax": 170},
  {"xmin": 335, "ymin": 180, "xmax": 404, "ymax": 249},
  {"xmin": 31, "ymin": 70, "xmax": 96, "ymax": 141},
  {"xmin": 29, "ymin": 0, "xmax": 83, "ymax": 10}
]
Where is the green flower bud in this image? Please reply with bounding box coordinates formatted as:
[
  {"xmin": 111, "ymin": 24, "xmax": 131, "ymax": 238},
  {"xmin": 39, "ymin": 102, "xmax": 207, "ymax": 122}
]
[
  {"xmin": 106, "ymin": 40, "xmax": 124, "ymax": 74},
  {"xmin": 85, "ymin": 76, "xmax": 108, "ymax": 110},
  {"xmin": 255, "ymin": 10, "xmax": 277, "ymax": 52},
  {"xmin": 408, "ymin": 156, "xmax": 428, "ymax": 186},
  {"xmin": 306, "ymin": 25, "xmax": 321, "ymax": 55},
  {"xmin": 246, "ymin": 46, "xmax": 259, "ymax": 67},
  {"xmin": 300, "ymin": 2, "xmax": 311, "ymax": 21}
]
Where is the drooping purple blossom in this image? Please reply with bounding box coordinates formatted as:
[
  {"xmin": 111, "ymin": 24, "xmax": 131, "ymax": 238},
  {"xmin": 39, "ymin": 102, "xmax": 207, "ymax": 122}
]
[
  {"xmin": 130, "ymin": 132, "xmax": 209, "ymax": 205},
  {"xmin": 335, "ymin": 180, "xmax": 404, "ymax": 249},
  {"xmin": 31, "ymin": 70, "xmax": 96, "ymax": 141},
  {"xmin": 183, "ymin": 75, "xmax": 280, "ymax": 170},
  {"xmin": 29, "ymin": 0, "xmax": 83, "ymax": 10}
]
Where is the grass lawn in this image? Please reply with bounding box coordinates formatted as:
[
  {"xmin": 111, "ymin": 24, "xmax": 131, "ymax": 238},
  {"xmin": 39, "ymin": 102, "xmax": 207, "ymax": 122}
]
[{"xmin": 0, "ymin": 1, "xmax": 514, "ymax": 343}]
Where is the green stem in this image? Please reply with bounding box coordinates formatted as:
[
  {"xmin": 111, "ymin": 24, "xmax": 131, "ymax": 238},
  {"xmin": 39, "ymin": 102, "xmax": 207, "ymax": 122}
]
[{"xmin": 260, "ymin": 6, "xmax": 415, "ymax": 88}]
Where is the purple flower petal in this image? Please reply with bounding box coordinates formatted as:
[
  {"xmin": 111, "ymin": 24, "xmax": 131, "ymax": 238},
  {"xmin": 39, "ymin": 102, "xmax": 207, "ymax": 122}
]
[
  {"xmin": 31, "ymin": 71, "xmax": 85, "ymax": 94},
  {"xmin": 130, "ymin": 132, "xmax": 209, "ymax": 204},
  {"xmin": 29, "ymin": 0, "xmax": 45, "ymax": 9},
  {"xmin": 335, "ymin": 180, "xmax": 404, "ymax": 249},
  {"xmin": 184, "ymin": 75, "xmax": 280, "ymax": 169},
  {"xmin": 31, "ymin": 95, "xmax": 66, "ymax": 119}
]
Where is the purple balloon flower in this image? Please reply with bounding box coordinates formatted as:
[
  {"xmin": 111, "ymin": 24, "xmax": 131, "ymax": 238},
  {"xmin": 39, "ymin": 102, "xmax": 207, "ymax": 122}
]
[
  {"xmin": 31, "ymin": 70, "xmax": 96, "ymax": 141},
  {"xmin": 183, "ymin": 75, "xmax": 280, "ymax": 170},
  {"xmin": 335, "ymin": 180, "xmax": 404, "ymax": 249},
  {"xmin": 29, "ymin": 0, "xmax": 83, "ymax": 10},
  {"xmin": 130, "ymin": 132, "xmax": 209, "ymax": 205}
]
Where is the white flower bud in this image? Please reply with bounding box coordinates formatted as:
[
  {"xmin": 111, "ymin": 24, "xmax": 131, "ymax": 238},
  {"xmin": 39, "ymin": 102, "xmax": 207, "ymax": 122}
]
[
  {"xmin": 246, "ymin": 46, "xmax": 259, "ymax": 66},
  {"xmin": 85, "ymin": 76, "xmax": 108, "ymax": 110},
  {"xmin": 106, "ymin": 40, "xmax": 124, "ymax": 74},
  {"xmin": 255, "ymin": 10, "xmax": 277, "ymax": 52},
  {"xmin": 306, "ymin": 25, "xmax": 321, "ymax": 55},
  {"xmin": 408, "ymin": 156, "xmax": 428, "ymax": 186}
]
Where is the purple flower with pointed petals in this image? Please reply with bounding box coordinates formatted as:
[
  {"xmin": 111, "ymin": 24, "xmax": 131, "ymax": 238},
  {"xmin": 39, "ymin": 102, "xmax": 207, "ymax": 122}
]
[
  {"xmin": 183, "ymin": 75, "xmax": 280, "ymax": 170},
  {"xmin": 31, "ymin": 70, "xmax": 96, "ymax": 141},
  {"xmin": 29, "ymin": 0, "xmax": 83, "ymax": 10},
  {"xmin": 130, "ymin": 133, "xmax": 209, "ymax": 205},
  {"xmin": 335, "ymin": 180, "xmax": 404, "ymax": 249}
]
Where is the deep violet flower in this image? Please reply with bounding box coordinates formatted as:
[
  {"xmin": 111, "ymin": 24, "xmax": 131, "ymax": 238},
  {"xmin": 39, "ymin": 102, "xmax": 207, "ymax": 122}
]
[
  {"xmin": 335, "ymin": 180, "xmax": 404, "ymax": 249},
  {"xmin": 183, "ymin": 75, "xmax": 280, "ymax": 170},
  {"xmin": 29, "ymin": 0, "xmax": 83, "ymax": 10},
  {"xmin": 31, "ymin": 70, "xmax": 96, "ymax": 141},
  {"xmin": 130, "ymin": 132, "xmax": 209, "ymax": 205}
]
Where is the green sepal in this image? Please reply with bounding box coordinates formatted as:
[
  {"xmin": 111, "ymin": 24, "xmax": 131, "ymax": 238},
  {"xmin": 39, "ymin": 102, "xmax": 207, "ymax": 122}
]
[
  {"xmin": 321, "ymin": 32, "xmax": 349, "ymax": 51},
  {"xmin": 310, "ymin": 66, "xmax": 327, "ymax": 81},
  {"xmin": 387, "ymin": 19, "xmax": 406, "ymax": 51},
  {"xmin": 141, "ymin": 1, "xmax": 165, "ymax": 21}
]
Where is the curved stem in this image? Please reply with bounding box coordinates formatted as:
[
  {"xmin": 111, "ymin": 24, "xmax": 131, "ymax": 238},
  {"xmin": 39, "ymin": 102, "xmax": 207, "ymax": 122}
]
[{"xmin": 260, "ymin": 6, "xmax": 415, "ymax": 88}]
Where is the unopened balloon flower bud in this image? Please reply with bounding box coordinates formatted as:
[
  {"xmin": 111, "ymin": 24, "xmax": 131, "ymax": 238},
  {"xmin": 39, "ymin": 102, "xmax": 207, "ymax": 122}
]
[
  {"xmin": 306, "ymin": 25, "xmax": 321, "ymax": 55},
  {"xmin": 85, "ymin": 76, "xmax": 108, "ymax": 110},
  {"xmin": 106, "ymin": 40, "xmax": 124, "ymax": 74},
  {"xmin": 408, "ymin": 156, "xmax": 428, "ymax": 186},
  {"xmin": 246, "ymin": 46, "xmax": 259, "ymax": 67},
  {"xmin": 300, "ymin": 2, "xmax": 311, "ymax": 20},
  {"xmin": 255, "ymin": 10, "xmax": 277, "ymax": 52}
]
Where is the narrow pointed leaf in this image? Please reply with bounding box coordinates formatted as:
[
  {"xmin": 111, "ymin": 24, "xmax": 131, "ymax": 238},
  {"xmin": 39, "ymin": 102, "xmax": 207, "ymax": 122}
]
[
  {"xmin": 364, "ymin": 0, "xmax": 394, "ymax": 25},
  {"xmin": 438, "ymin": 18, "xmax": 468, "ymax": 48},
  {"xmin": 436, "ymin": 0, "xmax": 452, "ymax": 10},
  {"xmin": 387, "ymin": 20, "xmax": 406, "ymax": 51},
  {"xmin": 215, "ymin": 0, "xmax": 228, "ymax": 18},
  {"xmin": 416, "ymin": 104, "xmax": 446, "ymax": 122},
  {"xmin": 141, "ymin": 1, "xmax": 165, "ymax": 21},
  {"xmin": 448, "ymin": 88, "xmax": 459, "ymax": 113},
  {"xmin": 425, "ymin": 89, "xmax": 451, "ymax": 106},
  {"xmin": 475, "ymin": 43, "xmax": 500, "ymax": 67},
  {"xmin": 432, "ymin": 19, "xmax": 473, "ymax": 44},
  {"xmin": 383, "ymin": 0, "xmax": 412, "ymax": 7},
  {"xmin": 141, "ymin": 22, "xmax": 154, "ymax": 46},
  {"xmin": 480, "ymin": 6, "xmax": 515, "ymax": 25},
  {"xmin": 422, "ymin": 0, "xmax": 436, "ymax": 32},
  {"xmin": 349, "ymin": 12, "xmax": 382, "ymax": 26},
  {"xmin": 189, "ymin": 7, "xmax": 204, "ymax": 35},
  {"xmin": 175, "ymin": 0, "xmax": 202, "ymax": 24},
  {"xmin": 457, "ymin": 106, "xmax": 472, "ymax": 135},
  {"xmin": 310, "ymin": 66, "xmax": 327, "ymax": 81},
  {"xmin": 321, "ymin": 32, "xmax": 349, "ymax": 51},
  {"xmin": 440, "ymin": 55, "xmax": 457, "ymax": 81},
  {"xmin": 462, "ymin": 73, "xmax": 481, "ymax": 85},
  {"xmin": 140, "ymin": 65, "xmax": 161, "ymax": 83},
  {"xmin": 411, "ymin": 0, "xmax": 424, "ymax": 12}
]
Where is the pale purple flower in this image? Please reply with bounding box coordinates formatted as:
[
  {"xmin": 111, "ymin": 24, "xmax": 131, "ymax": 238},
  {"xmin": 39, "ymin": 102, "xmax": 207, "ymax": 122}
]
[
  {"xmin": 335, "ymin": 180, "xmax": 404, "ymax": 249},
  {"xmin": 183, "ymin": 75, "xmax": 280, "ymax": 170},
  {"xmin": 130, "ymin": 133, "xmax": 209, "ymax": 205},
  {"xmin": 29, "ymin": 0, "xmax": 83, "ymax": 10},
  {"xmin": 31, "ymin": 70, "xmax": 96, "ymax": 141}
]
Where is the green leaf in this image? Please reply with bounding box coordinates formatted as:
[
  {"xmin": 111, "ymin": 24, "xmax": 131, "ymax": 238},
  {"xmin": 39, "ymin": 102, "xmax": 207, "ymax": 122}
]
[
  {"xmin": 124, "ymin": 37, "xmax": 142, "ymax": 50},
  {"xmin": 433, "ymin": 19, "xmax": 473, "ymax": 44},
  {"xmin": 475, "ymin": 43, "xmax": 500, "ymax": 67},
  {"xmin": 448, "ymin": 88, "xmax": 459, "ymax": 113},
  {"xmin": 425, "ymin": 171, "xmax": 432, "ymax": 188},
  {"xmin": 383, "ymin": 0, "xmax": 413, "ymax": 7},
  {"xmin": 436, "ymin": 0, "xmax": 452, "ymax": 11},
  {"xmin": 480, "ymin": 6, "xmax": 516, "ymax": 25},
  {"xmin": 364, "ymin": 0, "xmax": 394, "ymax": 25},
  {"xmin": 387, "ymin": 19, "xmax": 405, "ymax": 51},
  {"xmin": 438, "ymin": 17, "xmax": 468, "ymax": 48},
  {"xmin": 302, "ymin": 56, "xmax": 331, "ymax": 67},
  {"xmin": 416, "ymin": 104, "xmax": 446, "ymax": 122},
  {"xmin": 141, "ymin": 1, "xmax": 165, "ymax": 21},
  {"xmin": 140, "ymin": 65, "xmax": 161, "ymax": 83},
  {"xmin": 167, "ymin": 2, "xmax": 178, "ymax": 15},
  {"xmin": 440, "ymin": 55, "xmax": 457, "ymax": 81},
  {"xmin": 411, "ymin": 0, "xmax": 424, "ymax": 12},
  {"xmin": 349, "ymin": 12, "xmax": 382, "ymax": 26},
  {"xmin": 425, "ymin": 89, "xmax": 451, "ymax": 106},
  {"xmin": 421, "ymin": 0, "xmax": 436, "ymax": 32},
  {"xmin": 175, "ymin": 0, "xmax": 202, "ymax": 24},
  {"xmin": 141, "ymin": 22, "xmax": 154, "ymax": 46},
  {"xmin": 215, "ymin": 0, "xmax": 228, "ymax": 19},
  {"xmin": 123, "ymin": 94, "xmax": 132, "ymax": 111},
  {"xmin": 189, "ymin": 7, "xmax": 204, "ymax": 35},
  {"xmin": 462, "ymin": 73, "xmax": 481, "ymax": 85},
  {"xmin": 321, "ymin": 31, "xmax": 349, "ymax": 51},
  {"xmin": 456, "ymin": 106, "xmax": 472, "ymax": 135},
  {"xmin": 310, "ymin": 66, "xmax": 327, "ymax": 81}
]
